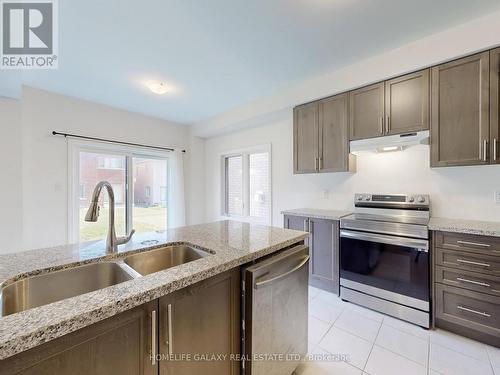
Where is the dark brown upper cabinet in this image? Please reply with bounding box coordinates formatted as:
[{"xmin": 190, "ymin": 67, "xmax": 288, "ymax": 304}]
[
  {"xmin": 293, "ymin": 94, "xmax": 355, "ymax": 174},
  {"xmin": 349, "ymin": 71, "xmax": 430, "ymax": 140},
  {"xmin": 293, "ymin": 101, "xmax": 319, "ymax": 174},
  {"xmin": 430, "ymin": 52, "xmax": 490, "ymax": 167},
  {"xmin": 385, "ymin": 69, "xmax": 430, "ymax": 135},
  {"xmin": 349, "ymin": 82, "xmax": 385, "ymax": 140},
  {"xmin": 491, "ymin": 48, "xmax": 500, "ymax": 164},
  {"xmin": 319, "ymin": 94, "xmax": 355, "ymax": 173}
]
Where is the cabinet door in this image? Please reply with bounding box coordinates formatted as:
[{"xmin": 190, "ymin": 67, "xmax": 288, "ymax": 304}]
[
  {"xmin": 293, "ymin": 102, "xmax": 319, "ymax": 174},
  {"xmin": 349, "ymin": 82, "xmax": 385, "ymax": 140},
  {"xmin": 309, "ymin": 218, "xmax": 339, "ymax": 294},
  {"xmin": 0, "ymin": 301, "xmax": 158, "ymax": 375},
  {"xmin": 159, "ymin": 269, "xmax": 240, "ymax": 375},
  {"xmin": 319, "ymin": 93, "xmax": 351, "ymax": 172},
  {"xmin": 491, "ymin": 48, "xmax": 500, "ymax": 164},
  {"xmin": 385, "ymin": 69, "xmax": 430, "ymax": 135},
  {"xmin": 430, "ymin": 52, "xmax": 490, "ymax": 167}
]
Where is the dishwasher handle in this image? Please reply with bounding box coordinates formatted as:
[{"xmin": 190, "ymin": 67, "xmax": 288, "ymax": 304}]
[{"xmin": 254, "ymin": 255, "xmax": 310, "ymax": 289}]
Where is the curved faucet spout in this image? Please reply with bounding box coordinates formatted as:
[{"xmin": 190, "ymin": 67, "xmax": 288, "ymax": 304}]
[{"xmin": 84, "ymin": 181, "xmax": 134, "ymax": 252}]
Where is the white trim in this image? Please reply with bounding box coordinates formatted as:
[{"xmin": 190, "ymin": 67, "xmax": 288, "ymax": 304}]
[
  {"xmin": 67, "ymin": 138, "xmax": 171, "ymax": 243},
  {"xmin": 220, "ymin": 143, "xmax": 272, "ymax": 225}
]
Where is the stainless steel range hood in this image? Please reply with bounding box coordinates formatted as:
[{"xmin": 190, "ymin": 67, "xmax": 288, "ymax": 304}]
[{"xmin": 350, "ymin": 130, "xmax": 430, "ymax": 154}]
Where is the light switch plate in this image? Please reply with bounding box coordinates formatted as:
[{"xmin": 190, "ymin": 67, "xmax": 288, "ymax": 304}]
[
  {"xmin": 322, "ymin": 190, "xmax": 330, "ymax": 199},
  {"xmin": 495, "ymin": 191, "xmax": 500, "ymax": 204}
]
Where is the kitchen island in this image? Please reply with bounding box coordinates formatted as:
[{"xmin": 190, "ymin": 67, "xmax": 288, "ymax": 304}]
[{"xmin": 0, "ymin": 220, "xmax": 308, "ymax": 369}]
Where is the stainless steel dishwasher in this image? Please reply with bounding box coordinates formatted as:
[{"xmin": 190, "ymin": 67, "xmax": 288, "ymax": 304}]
[{"xmin": 242, "ymin": 244, "xmax": 309, "ymax": 375}]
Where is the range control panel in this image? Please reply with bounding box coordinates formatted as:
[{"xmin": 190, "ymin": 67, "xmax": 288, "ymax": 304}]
[{"xmin": 354, "ymin": 193, "xmax": 430, "ymax": 206}]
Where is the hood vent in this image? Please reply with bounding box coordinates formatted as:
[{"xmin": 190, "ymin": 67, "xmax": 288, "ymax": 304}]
[{"xmin": 350, "ymin": 130, "xmax": 430, "ymax": 154}]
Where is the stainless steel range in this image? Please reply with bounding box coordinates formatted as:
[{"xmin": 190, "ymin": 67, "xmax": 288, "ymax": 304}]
[{"xmin": 340, "ymin": 193, "xmax": 430, "ymax": 328}]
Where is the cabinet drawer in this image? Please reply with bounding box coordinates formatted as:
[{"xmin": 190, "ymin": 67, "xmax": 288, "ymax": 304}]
[
  {"xmin": 435, "ymin": 284, "xmax": 500, "ymax": 337},
  {"xmin": 435, "ymin": 247, "xmax": 500, "ymax": 276},
  {"xmin": 434, "ymin": 231, "xmax": 500, "ymax": 256},
  {"xmin": 435, "ymin": 265, "xmax": 500, "ymax": 297}
]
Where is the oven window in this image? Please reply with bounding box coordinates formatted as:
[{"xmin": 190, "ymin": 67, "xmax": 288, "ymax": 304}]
[{"xmin": 340, "ymin": 236, "xmax": 429, "ymax": 302}]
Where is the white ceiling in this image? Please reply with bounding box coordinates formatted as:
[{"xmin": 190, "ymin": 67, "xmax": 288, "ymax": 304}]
[{"xmin": 2, "ymin": 0, "xmax": 500, "ymax": 124}]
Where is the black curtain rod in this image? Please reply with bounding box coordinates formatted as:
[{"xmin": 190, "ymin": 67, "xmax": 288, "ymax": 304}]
[{"xmin": 52, "ymin": 131, "xmax": 186, "ymax": 153}]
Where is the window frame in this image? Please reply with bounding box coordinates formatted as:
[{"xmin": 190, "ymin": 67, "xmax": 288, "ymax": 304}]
[
  {"xmin": 220, "ymin": 144, "xmax": 272, "ymax": 225},
  {"xmin": 68, "ymin": 139, "xmax": 170, "ymax": 243}
]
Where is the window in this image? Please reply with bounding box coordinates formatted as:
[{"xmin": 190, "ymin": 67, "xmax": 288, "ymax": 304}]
[
  {"xmin": 69, "ymin": 141, "xmax": 170, "ymax": 242},
  {"xmin": 222, "ymin": 145, "xmax": 271, "ymax": 224}
]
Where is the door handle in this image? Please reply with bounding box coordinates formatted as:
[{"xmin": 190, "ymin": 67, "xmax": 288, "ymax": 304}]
[
  {"xmin": 254, "ymin": 255, "xmax": 310, "ymax": 288},
  {"xmin": 165, "ymin": 304, "xmax": 173, "ymax": 355},
  {"xmin": 494, "ymin": 138, "xmax": 498, "ymax": 161},
  {"xmin": 457, "ymin": 305, "xmax": 491, "ymax": 317},
  {"xmin": 456, "ymin": 259, "xmax": 490, "ymax": 267},
  {"xmin": 151, "ymin": 310, "xmax": 157, "ymax": 366}
]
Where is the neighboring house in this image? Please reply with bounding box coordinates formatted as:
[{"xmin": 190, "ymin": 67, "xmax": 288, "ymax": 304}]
[{"xmin": 79, "ymin": 154, "xmax": 167, "ymax": 208}]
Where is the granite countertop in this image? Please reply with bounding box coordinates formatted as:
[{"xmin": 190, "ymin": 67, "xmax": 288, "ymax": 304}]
[
  {"xmin": 281, "ymin": 208, "xmax": 352, "ymax": 220},
  {"xmin": 0, "ymin": 220, "xmax": 307, "ymax": 360},
  {"xmin": 429, "ymin": 217, "xmax": 500, "ymax": 237}
]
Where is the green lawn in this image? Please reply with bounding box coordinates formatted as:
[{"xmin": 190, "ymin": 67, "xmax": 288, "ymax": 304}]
[{"xmin": 79, "ymin": 206, "xmax": 167, "ymax": 241}]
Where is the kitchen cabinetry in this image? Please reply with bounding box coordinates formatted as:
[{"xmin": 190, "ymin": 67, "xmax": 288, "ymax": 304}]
[
  {"xmin": 433, "ymin": 231, "xmax": 500, "ymax": 347},
  {"xmin": 293, "ymin": 94, "xmax": 355, "ymax": 174},
  {"xmin": 349, "ymin": 82, "xmax": 385, "ymax": 140},
  {"xmin": 293, "ymin": 101, "xmax": 319, "ymax": 174},
  {"xmin": 284, "ymin": 215, "xmax": 339, "ymax": 293},
  {"xmin": 158, "ymin": 268, "xmax": 240, "ymax": 375},
  {"xmin": 1, "ymin": 269, "xmax": 241, "ymax": 375},
  {"xmin": 430, "ymin": 52, "xmax": 490, "ymax": 167},
  {"xmin": 0, "ymin": 301, "xmax": 158, "ymax": 375},
  {"xmin": 491, "ymin": 47, "xmax": 500, "ymax": 164},
  {"xmin": 349, "ymin": 70, "xmax": 429, "ymax": 140}
]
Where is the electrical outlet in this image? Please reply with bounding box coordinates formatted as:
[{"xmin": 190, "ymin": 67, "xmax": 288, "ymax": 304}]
[
  {"xmin": 495, "ymin": 191, "xmax": 500, "ymax": 204},
  {"xmin": 322, "ymin": 190, "xmax": 330, "ymax": 199}
]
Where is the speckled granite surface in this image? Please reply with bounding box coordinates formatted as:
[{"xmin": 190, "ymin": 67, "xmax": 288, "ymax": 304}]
[
  {"xmin": 429, "ymin": 217, "xmax": 500, "ymax": 237},
  {"xmin": 281, "ymin": 208, "xmax": 351, "ymax": 220},
  {"xmin": 0, "ymin": 220, "xmax": 307, "ymax": 360}
]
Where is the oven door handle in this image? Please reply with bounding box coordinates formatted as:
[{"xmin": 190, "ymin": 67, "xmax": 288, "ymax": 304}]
[{"xmin": 340, "ymin": 230, "xmax": 429, "ymax": 252}]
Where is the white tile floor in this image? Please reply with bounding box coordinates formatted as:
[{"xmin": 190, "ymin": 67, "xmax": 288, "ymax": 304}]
[{"xmin": 296, "ymin": 286, "xmax": 500, "ymax": 375}]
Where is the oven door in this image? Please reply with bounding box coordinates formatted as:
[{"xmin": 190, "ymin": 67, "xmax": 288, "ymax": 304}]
[{"xmin": 340, "ymin": 229, "xmax": 429, "ymax": 310}]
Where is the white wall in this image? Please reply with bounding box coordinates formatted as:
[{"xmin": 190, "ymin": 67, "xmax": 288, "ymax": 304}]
[
  {"xmin": 0, "ymin": 87, "xmax": 205, "ymax": 253},
  {"xmin": 0, "ymin": 97, "xmax": 23, "ymax": 253},
  {"xmin": 205, "ymin": 117, "xmax": 500, "ymax": 226}
]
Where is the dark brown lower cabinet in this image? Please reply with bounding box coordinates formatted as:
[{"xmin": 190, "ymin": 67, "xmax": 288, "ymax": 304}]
[
  {"xmin": 0, "ymin": 301, "xmax": 158, "ymax": 375},
  {"xmin": 433, "ymin": 231, "xmax": 500, "ymax": 348},
  {"xmin": 284, "ymin": 215, "xmax": 339, "ymax": 294},
  {"xmin": 0, "ymin": 269, "xmax": 242, "ymax": 375},
  {"xmin": 158, "ymin": 268, "xmax": 240, "ymax": 375}
]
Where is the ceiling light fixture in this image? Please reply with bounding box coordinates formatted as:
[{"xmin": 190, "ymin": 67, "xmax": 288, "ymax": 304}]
[{"xmin": 147, "ymin": 81, "xmax": 168, "ymax": 95}]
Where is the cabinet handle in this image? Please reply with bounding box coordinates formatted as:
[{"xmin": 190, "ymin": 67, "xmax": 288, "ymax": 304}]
[
  {"xmin": 483, "ymin": 139, "xmax": 488, "ymax": 161},
  {"xmin": 319, "ymin": 157, "xmax": 323, "ymax": 170},
  {"xmin": 303, "ymin": 219, "xmax": 308, "ymax": 232},
  {"xmin": 456, "ymin": 259, "xmax": 490, "ymax": 267},
  {"xmin": 456, "ymin": 277, "xmax": 490, "ymax": 287},
  {"xmin": 386, "ymin": 116, "xmax": 390, "ymax": 133},
  {"xmin": 456, "ymin": 240, "xmax": 490, "ymax": 248},
  {"xmin": 166, "ymin": 304, "xmax": 173, "ymax": 355},
  {"xmin": 309, "ymin": 219, "xmax": 313, "ymax": 234},
  {"xmin": 494, "ymin": 138, "xmax": 498, "ymax": 161},
  {"xmin": 314, "ymin": 157, "xmax": 319, "ymax": 171},
  {"xmin": 379, "ymin": 117, "xmax": 384, "ymax": 134},
  {"xmin": 151, "ymin": 310, "xmax": 157, "ymax": 365},
  {"xmin": 457, "ymin": 305, "xmax": 491, "ymax": 317}
]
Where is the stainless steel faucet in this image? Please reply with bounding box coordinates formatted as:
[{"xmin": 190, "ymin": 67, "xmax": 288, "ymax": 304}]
[{"xmin": 85, "ymin": 181, "xmax": 135, "ymax": 252}]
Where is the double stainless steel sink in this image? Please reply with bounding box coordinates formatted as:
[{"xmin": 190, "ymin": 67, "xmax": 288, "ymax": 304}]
[{"xmin": 1, "ymin": 245, "xmax": 209, "ymax": 317}]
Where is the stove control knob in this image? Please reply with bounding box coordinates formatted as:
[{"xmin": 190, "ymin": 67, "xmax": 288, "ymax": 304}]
[
  {"xmin": 417, "ymin": 196, "xmax": 425, "ymax": 203},
  {"xmin": 365, "ymin": 195, "xmax": 371, "ymax": 201},
  {"xmin": 357, "ymin": 195, "xmax": 363, "ymax": 201},
  {"xmin": 408, "ymin": 196, "xmax": 415, "ymax": 203}
]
